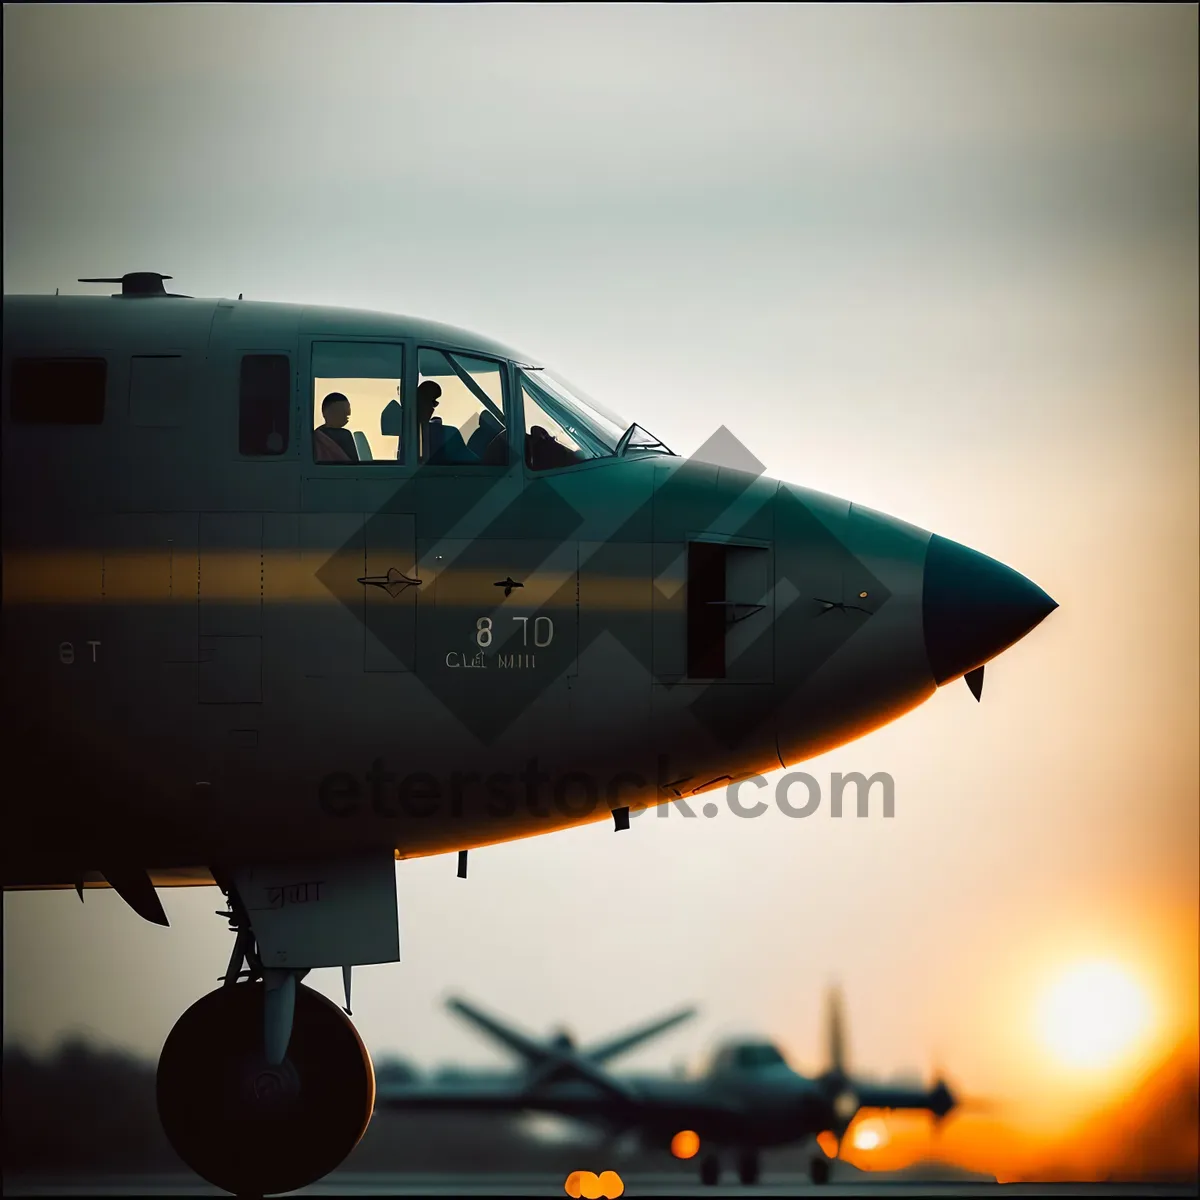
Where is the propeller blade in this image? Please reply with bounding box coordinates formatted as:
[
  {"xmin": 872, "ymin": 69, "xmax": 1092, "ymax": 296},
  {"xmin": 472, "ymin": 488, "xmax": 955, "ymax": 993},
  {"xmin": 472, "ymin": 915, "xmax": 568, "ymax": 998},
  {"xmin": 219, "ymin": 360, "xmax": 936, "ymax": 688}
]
[{"xmin": 826, "ymin": 984, "xmax": 848, "ymax": 1078}]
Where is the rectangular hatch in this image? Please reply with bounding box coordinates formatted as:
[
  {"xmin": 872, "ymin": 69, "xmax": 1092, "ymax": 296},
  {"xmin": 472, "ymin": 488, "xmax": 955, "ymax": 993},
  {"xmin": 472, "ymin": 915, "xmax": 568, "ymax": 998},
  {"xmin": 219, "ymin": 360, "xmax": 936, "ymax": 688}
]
[{"xmin": 686, "ymin": 540, "xmax": 772, "ymax": 681}]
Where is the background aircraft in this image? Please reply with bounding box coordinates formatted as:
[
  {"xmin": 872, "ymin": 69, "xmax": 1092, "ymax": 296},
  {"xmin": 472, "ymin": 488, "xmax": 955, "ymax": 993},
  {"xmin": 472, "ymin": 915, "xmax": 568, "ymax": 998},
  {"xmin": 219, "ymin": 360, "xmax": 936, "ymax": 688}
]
[{"xmin": 377, "ymin": 985, "xmax": 963, "ymax": 1185}]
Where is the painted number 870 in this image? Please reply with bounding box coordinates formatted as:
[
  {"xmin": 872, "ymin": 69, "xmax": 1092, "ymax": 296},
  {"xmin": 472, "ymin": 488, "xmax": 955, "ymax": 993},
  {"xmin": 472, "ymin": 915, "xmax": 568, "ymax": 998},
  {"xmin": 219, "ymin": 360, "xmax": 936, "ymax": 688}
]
[{"xmin": 475, "ymin": 616, "xmax": 553, "ymax": 649}]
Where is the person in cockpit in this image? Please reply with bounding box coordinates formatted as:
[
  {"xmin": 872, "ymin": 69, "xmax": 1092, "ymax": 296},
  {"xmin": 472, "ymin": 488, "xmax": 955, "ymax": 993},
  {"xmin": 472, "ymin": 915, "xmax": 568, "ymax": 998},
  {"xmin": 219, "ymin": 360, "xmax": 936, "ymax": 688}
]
[
  {"xmin": 417, "ymin": 380, "xmax": 479, "ymax": 465},
  {"xmin": 466, "ymin": 407, "xmax": 506, "ymax": 463},
  {"xmin": 315, "ymin": 392, "xmax": 359, "ymax": 462}
]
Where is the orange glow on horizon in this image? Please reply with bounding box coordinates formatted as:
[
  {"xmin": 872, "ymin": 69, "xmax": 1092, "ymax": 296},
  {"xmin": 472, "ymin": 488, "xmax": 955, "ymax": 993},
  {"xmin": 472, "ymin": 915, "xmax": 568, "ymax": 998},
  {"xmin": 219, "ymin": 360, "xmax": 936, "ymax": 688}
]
[
  {"xmin": 852, "ymin": 1117, "xmax": 890, "ymax": 1151},
  {"xmin": 831, "ymin": 1035, "xmax": 1199, "ymax": 1183}
]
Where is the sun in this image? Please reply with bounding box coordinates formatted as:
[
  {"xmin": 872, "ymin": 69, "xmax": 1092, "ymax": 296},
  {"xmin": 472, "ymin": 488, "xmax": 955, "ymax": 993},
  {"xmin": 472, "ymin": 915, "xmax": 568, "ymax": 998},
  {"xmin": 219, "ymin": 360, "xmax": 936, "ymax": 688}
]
[{"xmin": 1037, "ymin": 960, "xmax": 1152, "ymax": 1069}]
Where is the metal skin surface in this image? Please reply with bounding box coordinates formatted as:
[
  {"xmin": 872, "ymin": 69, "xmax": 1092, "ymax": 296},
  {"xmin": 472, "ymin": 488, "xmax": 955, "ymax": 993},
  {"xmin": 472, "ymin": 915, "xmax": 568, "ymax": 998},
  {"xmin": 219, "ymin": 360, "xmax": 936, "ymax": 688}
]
[{"xmin": 1, "ymin": 292, "xmax": 1056, "ymax": 889}]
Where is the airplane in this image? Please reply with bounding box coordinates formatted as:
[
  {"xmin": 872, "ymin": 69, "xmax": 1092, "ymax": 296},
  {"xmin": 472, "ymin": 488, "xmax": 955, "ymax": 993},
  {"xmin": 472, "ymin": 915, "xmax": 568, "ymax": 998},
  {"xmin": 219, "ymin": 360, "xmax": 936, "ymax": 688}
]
[
  {"xmin": 376, "ymin": 986, "xmax": 963, "ymax": 1186},
  {"xmin": 1, "ymin": 271, "xmax": 1056, "ymax": 1196}
]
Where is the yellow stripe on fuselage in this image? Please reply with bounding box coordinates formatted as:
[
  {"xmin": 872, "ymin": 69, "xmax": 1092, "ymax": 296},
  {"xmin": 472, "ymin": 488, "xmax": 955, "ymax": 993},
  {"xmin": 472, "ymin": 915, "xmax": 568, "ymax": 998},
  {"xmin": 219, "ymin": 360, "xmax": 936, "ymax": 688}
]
[{"xmin": 2, "ymin": 551, "xmax": 656, "ymax": 608}]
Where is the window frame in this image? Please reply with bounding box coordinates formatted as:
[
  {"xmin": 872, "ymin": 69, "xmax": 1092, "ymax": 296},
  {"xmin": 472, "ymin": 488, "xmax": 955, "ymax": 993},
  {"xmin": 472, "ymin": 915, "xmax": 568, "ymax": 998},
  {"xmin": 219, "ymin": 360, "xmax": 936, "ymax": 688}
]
[
  {"xmin": 307, "ymin": 337, "xmax": 413, "ymax": 469},
  {"xmin": 414, "ymin": 343, "xmax": 514, "ymax": 472}
]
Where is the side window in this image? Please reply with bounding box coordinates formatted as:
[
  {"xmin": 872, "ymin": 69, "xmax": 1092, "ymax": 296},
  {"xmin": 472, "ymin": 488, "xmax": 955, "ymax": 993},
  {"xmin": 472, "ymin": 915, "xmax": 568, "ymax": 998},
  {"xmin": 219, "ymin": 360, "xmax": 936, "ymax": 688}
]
[
  {"xmin": 312, "ymin": 342, "xmax": 405, "ymax": 464},
  {"xmin": 10, "ymin": 358, "xmax": 106, "ymax": 424},
  {"xmin": 416, "ymin": 349, "xmax": 507, "ymax": 466},
  {"xmin": 239, "ymin": 355, "xmax": 290, "ymax": 455}
]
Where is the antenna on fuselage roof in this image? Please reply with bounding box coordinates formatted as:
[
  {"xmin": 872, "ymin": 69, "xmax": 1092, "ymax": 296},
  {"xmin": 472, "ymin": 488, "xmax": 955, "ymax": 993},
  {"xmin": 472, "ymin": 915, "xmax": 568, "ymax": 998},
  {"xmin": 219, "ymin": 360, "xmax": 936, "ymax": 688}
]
[{"xmin": 77, "ymin": 272, "xmax": 191, "ymax": 298}]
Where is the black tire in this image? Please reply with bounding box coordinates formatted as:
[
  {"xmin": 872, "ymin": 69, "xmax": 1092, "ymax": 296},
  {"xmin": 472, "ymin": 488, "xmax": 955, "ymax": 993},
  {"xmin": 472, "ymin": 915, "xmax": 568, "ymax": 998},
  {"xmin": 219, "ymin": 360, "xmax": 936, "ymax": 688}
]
[
  {"xmin": 811, "ymin": 1155, "xmax": 831, "ymax": 1185},
  {"xmin": 738, "ymin": 1149, "xmax": 761, "ymax": 1184},
  {"xmin": 700, "ymin": 1153, "xmax": 721, "ymax": 1185},
  {"xmin": 157, "ymin": 982, "xmax": 374, "ymax": 1195}
]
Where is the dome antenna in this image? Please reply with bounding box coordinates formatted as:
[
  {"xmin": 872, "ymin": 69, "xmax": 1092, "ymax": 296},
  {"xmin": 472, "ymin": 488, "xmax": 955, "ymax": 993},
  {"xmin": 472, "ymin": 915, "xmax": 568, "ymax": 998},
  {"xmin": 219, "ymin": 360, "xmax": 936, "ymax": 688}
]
[{"xmin": 78, "ymin": 272, "xmax": 191, "ymax": 298}]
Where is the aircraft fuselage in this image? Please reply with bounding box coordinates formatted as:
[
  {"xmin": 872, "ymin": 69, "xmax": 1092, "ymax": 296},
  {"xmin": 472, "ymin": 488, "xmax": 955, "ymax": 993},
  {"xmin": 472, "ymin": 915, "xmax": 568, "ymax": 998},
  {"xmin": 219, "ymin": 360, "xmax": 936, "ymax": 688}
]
[{"xmin": 1, "ymin": 291, "xmax": 1054, "ymax": 888}]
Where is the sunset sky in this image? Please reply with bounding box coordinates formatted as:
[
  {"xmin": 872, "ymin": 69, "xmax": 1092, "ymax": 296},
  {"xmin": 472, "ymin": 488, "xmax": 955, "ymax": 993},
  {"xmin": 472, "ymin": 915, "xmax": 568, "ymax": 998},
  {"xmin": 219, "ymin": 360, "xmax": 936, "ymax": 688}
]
[{"xmin": 3, "ymin": 4, "xmax": 1196, "ymax": 1179}]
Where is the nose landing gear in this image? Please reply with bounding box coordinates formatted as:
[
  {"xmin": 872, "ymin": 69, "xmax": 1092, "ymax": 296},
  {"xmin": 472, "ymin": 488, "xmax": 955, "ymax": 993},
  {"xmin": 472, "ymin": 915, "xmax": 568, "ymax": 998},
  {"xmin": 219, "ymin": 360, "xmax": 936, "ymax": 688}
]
[
  {"xmin": 154, "ymin": 883, "xmax": 375, "ymax": 1195},
  {"xmin": 156, "ymin": 978, "xmax": 375, "ymax": 1195}
]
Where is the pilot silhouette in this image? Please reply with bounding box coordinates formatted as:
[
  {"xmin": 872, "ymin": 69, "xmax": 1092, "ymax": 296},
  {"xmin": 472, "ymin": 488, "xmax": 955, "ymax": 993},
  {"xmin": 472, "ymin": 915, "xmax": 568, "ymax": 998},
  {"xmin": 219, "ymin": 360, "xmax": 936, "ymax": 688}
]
[
  {"xmin": 313, "ymin": 429, "xmax": 351, "ymax": 462},
  {"xmin": 417, "ymin": 379, "xmax": 478, "ymax": 465},
  {"xmin": 315, "ymin": 392, "xmax": 359, "ymax": 462}
]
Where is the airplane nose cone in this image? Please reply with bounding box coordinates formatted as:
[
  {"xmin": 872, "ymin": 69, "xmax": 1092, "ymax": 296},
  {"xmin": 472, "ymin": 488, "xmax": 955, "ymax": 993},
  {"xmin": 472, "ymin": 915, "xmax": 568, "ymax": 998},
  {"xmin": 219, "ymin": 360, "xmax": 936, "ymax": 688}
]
[
  {"xmin": 929, "ymin": 1078, "xmax": 956, "ymax": 1119},
  {"xmin": 923, "ymin": 534, "xmax": 1057, "ymax": 685}
]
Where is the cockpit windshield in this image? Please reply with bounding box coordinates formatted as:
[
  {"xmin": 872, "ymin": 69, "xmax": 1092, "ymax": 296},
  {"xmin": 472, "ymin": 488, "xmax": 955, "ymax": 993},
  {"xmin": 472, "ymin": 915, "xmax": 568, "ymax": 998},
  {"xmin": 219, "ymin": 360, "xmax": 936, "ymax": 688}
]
[
  {"xmin": 733, "ymin": 1042, "xmax": 787, "ymax": 1070},
  {"xmin": 519, "ymin": 366, "xmax": 674, "ymax": 471}
]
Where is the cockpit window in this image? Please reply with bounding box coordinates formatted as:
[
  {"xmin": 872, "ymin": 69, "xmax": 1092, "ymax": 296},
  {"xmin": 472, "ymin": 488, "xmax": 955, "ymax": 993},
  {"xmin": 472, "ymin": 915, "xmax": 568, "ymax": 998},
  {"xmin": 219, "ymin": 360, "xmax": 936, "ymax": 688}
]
[
  {"xmin": 311, "ymin": 341, "xmax": 405, "ymax": 464},
  {"xmin": 519, "ymin": 367, "xmax": 674, "ymax": 472},
  {"xmin": 527, "ymin": 369, "xmax": 627, "ymax": 446},
  {"xmin": 417, "ymin": 348, "xmax": 508, "ymax": 466},
  {"xmin": 522, "ymin": 377, "xmax": 605, "ymax": 470},
  {"xmin": 733, "ymin": 1043, "xmax": 786, "ymax": 1070}
]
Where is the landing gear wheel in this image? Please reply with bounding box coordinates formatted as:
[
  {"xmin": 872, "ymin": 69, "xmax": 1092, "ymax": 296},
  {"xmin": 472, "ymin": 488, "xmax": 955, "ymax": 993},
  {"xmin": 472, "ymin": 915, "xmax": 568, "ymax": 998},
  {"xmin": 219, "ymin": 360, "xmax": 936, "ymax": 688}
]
[
  {"xmin": 699, "ymin": 1153, "xmax": 721, "ymax": 1185},
  {"xmin": 810, "ymin": 1155, "xmax": 831, "ymax": 1185},
  {"xmin": 737, "ymin": 1150, "xmax": 761, "ymax": 1184},
  {"xmin": 157, "ymin": 981, "xmax": 374, "ymax": 1196}
]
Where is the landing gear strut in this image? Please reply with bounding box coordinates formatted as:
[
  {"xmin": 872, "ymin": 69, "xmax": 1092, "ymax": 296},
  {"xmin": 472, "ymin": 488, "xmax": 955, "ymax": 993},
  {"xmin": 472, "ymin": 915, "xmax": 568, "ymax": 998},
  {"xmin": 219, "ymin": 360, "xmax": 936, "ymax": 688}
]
[
  {"xmin": 155, "ymin": 884, "xmax": 375, "ymax": 1195},
  {"xmin": 699, "ymin": 1153, "xmax": 721, "ymax": 1185},
  {"xmin": 810, "ymin": 1154, "xmax": 832, "ymax": 1184}
]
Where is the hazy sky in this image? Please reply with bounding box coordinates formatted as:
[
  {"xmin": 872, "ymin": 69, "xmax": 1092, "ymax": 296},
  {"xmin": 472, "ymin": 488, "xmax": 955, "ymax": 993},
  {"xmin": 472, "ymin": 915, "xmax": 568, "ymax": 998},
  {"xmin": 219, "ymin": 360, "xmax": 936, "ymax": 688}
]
[{"xmin": 4, "ymin": 2, "xmax": 1197, "ymax": 1153}]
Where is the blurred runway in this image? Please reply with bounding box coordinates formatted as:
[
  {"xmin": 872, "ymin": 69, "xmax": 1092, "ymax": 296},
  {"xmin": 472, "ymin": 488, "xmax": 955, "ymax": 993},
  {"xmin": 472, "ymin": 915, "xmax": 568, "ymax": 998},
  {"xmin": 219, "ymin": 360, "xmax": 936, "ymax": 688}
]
[{"xmin": 4, "ymin": 1174, "xmax": 1197, "ymax": 1197}]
